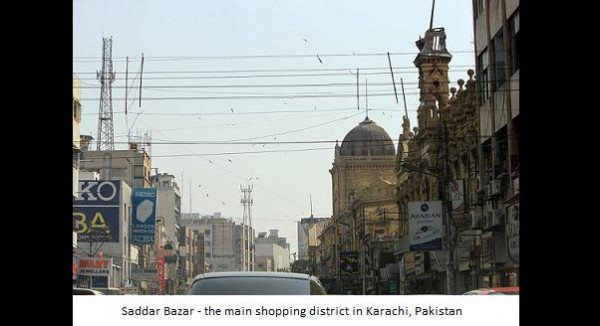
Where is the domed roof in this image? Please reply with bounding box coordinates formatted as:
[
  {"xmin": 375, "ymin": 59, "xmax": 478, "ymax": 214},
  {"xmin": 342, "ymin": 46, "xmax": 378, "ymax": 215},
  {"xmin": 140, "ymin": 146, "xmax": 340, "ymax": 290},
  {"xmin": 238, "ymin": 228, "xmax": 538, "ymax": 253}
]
[{"xmin": 339, "ymin": 117, "xmax": 395, "ymax": 156}]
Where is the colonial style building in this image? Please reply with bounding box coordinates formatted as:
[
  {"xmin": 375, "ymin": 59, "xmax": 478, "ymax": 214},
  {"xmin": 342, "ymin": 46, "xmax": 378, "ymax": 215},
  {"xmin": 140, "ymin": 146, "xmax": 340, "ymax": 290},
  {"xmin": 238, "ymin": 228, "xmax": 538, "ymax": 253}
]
[{"xmin": 318, "ymin": 117, "xmax": 400, "ymax": 294}]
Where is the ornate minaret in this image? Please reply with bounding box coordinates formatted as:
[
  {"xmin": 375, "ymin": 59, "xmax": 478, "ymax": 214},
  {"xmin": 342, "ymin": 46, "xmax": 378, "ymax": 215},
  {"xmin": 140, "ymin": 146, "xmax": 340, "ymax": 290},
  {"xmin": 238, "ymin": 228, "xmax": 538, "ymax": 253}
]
[{"xmin": 414, "ymin": 27, "xmax": 452, "ymax": 132}]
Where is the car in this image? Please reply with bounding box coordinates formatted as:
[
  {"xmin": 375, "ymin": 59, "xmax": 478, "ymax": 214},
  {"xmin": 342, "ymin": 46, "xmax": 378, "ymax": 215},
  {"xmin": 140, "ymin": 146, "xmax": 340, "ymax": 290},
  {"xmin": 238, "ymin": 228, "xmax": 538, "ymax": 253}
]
[
  {"xmin": 73, "ymin": 287, "xmax": 105, "ymax": 295},
  {"xmin": 186, "ymin": 271, "xmax": 327, "ymax": 295},
  {"xmin": 463, "ymin": 286, "xmax": 519, "ymax": 295}
]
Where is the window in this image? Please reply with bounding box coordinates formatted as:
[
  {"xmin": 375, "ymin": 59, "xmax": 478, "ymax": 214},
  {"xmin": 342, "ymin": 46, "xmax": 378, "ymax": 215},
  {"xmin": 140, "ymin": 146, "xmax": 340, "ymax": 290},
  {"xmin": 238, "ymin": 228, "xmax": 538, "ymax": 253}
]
[
  {"xmin": 493, "ymin": 30, "xmax": 505, "ymax": 89},
  {"xmin": 477, "ymin": 48, "xmax": 490, "ymax": 104},
  {"xmin": 204, "ymin": 229, "xmax": 211, "ymax": 235},
  {"xmin": 509, "ymin": 11, "xmax": 520, "ymax": 74}
]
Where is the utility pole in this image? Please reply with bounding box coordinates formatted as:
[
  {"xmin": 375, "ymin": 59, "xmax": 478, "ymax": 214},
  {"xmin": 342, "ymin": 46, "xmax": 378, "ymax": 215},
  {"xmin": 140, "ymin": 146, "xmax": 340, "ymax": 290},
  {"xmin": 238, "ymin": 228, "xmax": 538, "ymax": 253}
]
[
  {"xmin": 96, "ymin": 37, "xmax": 116, "ymax": 151},
  {"xmin": 241, "ymin": 185, "xmax": 254, "ymax": 271},
  {"xmin": 439, "ymin": 119, "xmax": 456, "ymax": 294}
]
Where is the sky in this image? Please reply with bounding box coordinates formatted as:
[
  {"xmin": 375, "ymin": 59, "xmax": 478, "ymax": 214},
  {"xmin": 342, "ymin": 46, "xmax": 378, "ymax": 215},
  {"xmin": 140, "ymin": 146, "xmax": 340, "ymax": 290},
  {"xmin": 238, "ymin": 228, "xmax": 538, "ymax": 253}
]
[{"xmin": 73, "ymin": 0, "xmax": 475, "ymax": 256}]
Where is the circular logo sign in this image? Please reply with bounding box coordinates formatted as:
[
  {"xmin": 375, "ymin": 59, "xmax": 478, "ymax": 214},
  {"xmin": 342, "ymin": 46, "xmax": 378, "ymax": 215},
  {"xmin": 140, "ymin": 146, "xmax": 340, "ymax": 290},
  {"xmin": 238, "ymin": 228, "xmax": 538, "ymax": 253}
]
[{"xmin": 420, "ymin": 203, "xmax": 429, "ymax": 212}]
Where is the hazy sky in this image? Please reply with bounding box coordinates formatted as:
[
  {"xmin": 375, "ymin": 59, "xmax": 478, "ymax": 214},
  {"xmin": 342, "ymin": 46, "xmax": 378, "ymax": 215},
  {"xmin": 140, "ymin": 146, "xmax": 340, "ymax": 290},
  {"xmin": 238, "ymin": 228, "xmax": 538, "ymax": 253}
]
[{"xmin": 73, "ymin": 0, "xmax": 475, "ymax": 256}]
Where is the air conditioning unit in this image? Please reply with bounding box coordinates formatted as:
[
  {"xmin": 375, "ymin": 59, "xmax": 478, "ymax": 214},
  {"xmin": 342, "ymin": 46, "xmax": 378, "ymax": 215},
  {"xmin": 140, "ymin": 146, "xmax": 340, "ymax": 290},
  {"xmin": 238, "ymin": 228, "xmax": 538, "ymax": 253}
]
[
  {"xmin": 514, "ymin": 178, "xmax": 519, "ymax": 193},
  {"xmin": 490, "ymin": 180, "xmax": 500, "ymax": 196}
]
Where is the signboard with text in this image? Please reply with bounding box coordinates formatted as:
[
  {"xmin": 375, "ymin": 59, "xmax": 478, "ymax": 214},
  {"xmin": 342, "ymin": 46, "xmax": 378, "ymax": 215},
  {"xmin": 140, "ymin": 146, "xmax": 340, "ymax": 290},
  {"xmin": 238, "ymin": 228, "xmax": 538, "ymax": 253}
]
[
  {"xmin": 78, "ymin": 257, "xmax": 113, "ymax": 276},
  {"xmin": 73, "ymin": 180, "xmax": 121, "ymax": 243},
  {"xmin": 409, "ymin": 201, "xmax": 443, "ymax": 251},
  {"xmin": 131, "ymin": 188, "xmax": 157, "ymax": 245}
]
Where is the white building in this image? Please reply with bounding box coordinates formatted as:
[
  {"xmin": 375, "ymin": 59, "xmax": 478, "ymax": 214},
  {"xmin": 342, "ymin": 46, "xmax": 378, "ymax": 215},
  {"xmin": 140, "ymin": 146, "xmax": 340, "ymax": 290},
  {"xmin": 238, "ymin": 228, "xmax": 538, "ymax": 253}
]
[
  {"xmin": 180, "ymin": 213, "xmax": 254, "ymax": 272},
  {"xmin": 150, "ymin": 173, "xmax": 181, "ymax": 247},
  {"xmin": 255, "ymin": 230, "xmax": 290, "ymax": 272}
]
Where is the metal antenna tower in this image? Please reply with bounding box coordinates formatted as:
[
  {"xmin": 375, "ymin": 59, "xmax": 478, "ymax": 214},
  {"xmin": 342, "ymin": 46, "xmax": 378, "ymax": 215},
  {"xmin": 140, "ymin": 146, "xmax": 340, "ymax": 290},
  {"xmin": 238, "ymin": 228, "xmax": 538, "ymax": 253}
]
[
  {"xmin": 240, "ymin": 184, "xmax": 254, "ymax": 271},
  {"xmin": 96, "ymin": 37, "xmax": 116, "ymax": 151}
]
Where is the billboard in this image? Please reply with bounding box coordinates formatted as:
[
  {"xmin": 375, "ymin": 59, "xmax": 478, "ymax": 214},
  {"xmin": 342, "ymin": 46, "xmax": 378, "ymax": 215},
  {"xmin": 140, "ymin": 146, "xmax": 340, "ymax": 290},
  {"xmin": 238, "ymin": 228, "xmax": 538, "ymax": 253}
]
[
  {"xmin": 449, "ymin": 180, "xmax": 465, "ymax": 213},
  {"xmin": 73, "ymin": 180, "xmax": 121, "ymax": 243},
  {"xmin": 78, "ymin": 257, "xmax": 113, "ymax": 276},
  {"xmin": 409, "ymin": 201, "xmax": 443, "ymax": 251},
  {"xmin": 339, "ymin": 251, "xmax": 359, "ymax": 278},
  {"xmin": 132, "ymin": 188, "xmax": 157, "ymax": 245}
]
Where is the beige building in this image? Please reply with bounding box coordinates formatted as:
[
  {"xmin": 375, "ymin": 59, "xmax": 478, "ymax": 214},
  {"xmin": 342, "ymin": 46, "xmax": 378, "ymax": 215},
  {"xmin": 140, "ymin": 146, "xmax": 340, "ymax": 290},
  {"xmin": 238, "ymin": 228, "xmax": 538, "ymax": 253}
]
[
  {"xmin": 79, "ymin": 146, "xmax": 152, "ymax": 189},
  {"xmin": 255, "ymin": 230, "xmax": 290, "ymax": 272},
  {"xmin": 318, "ymin": 117, "xmax": 400, "ymax": 293}
]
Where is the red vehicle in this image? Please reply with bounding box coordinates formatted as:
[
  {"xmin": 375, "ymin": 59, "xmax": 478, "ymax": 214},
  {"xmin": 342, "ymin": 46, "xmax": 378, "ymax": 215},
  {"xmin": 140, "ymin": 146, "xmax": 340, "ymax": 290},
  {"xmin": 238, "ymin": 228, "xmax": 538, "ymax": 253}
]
[{"xmin": 463, "ymin": 286, "xmax": 519, "ymax": 295}]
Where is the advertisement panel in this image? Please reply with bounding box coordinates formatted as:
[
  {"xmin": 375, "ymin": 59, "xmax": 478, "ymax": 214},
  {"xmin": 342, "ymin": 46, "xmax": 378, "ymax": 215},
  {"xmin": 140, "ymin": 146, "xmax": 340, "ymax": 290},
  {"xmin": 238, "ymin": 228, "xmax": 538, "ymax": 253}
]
[
  {"xmin": 131, "ymin": 188, "xmax": 157, "ymax": 245},
  {"xmin": 73, "ymin": 180, "xmax": 121, "ymax": 243},
  {"xmin": 78, "ymin": 257, "xmax": 113, "ymax": 276},
  {"xmin": 449, "ymin": 180, "xmax": 465, "ymax": 213},
  {"xmin": 409, "ymin": 201, "xmax": 443, "ymax": 251},
  {"xmin": 339, "ymin": 251, "xmax": 359, "ymax": 278},
  {"xmin": 131, "ymin": 268, "xmax": 158, "ymax": 281}
]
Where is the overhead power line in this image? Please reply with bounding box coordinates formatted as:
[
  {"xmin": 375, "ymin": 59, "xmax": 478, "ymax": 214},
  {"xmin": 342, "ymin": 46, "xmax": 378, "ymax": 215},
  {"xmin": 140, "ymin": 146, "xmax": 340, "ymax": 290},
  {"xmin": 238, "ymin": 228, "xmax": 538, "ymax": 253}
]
[{"xmin": 73, "ymin": 50, "xmax": 477, "ymax": 62}]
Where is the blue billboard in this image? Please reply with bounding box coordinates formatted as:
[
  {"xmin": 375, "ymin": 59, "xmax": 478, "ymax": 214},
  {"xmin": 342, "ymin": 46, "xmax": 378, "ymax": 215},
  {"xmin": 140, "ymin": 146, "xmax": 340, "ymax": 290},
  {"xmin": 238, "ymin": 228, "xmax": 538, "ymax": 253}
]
[
  {"xmin": 131, "ymin": 188, "xmax": 157, "ymax": 245},
  {"xmin": 73, "ymin": 180, "xmax": 121, "ymax": 243}
]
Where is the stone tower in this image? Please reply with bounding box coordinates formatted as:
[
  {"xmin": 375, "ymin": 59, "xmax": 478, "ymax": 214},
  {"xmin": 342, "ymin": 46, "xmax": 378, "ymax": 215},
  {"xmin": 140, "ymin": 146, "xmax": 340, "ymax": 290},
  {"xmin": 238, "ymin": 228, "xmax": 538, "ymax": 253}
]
[{"xmin": 414, "ymin": 27, "xmax": 452, "ymax": 131}]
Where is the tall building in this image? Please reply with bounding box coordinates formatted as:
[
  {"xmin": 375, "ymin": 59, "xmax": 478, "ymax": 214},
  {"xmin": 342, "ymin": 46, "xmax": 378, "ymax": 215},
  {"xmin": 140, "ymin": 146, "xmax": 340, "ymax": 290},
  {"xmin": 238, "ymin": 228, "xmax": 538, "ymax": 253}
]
[
  {"xmin": 150, "ymin": 173, "xmax": 182, "ymax": 246},
  {"xmin": 472, "ymin": 0, "xmax": 520, "ymax": 288},
  {"xmin": 320, "ymin": 117, "xmax": 400, "ymax": 294},
  {"xmin": 179, "ymin": 213, "xmax": 254, "ymax": 272}
]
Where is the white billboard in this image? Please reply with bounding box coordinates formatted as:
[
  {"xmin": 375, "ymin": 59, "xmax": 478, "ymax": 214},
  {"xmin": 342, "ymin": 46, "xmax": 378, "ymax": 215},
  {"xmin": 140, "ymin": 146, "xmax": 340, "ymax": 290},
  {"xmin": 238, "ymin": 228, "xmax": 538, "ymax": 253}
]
[{"xmin": 409, "ymin": 201, "xmax": 443, "ymax": 251}]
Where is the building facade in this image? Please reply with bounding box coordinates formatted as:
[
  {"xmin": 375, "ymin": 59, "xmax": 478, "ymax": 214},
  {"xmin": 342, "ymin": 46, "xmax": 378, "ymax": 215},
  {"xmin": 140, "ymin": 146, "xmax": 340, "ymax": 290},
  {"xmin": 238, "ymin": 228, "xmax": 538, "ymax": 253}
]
[
  {"xmin": 80, "ymin": 146, "xmax": 152, "ymax": 189},
  {"xmin": 318, "ymin": 117, "xmax": 400, "ymax": 294},
  {"xmin": 472, "ymin": 0, "xmax": 520, "ymax": 289},
  {"xmin": 255, "ymin": 230, "xmax": 291, "ymax": 272}
]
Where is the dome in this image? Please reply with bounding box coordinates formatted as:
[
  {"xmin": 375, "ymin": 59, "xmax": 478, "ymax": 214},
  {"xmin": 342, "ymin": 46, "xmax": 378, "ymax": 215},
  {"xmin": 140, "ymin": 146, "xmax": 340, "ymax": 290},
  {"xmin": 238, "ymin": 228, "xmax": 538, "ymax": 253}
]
[{"xmin": 339, "ymin": 117, "xmax": 395, "ymax": 156}]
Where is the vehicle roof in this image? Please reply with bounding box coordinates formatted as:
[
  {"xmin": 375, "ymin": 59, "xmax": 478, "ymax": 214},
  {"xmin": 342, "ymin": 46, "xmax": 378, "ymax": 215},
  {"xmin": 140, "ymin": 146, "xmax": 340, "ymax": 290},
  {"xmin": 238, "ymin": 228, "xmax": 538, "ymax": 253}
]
[
  {"xmin": 191, "ymin": 271, "xmax": 311, "ymax": 282},
  {"xmin": 73, "ymin": 288, "xmax": 105, "ymax": 295}
]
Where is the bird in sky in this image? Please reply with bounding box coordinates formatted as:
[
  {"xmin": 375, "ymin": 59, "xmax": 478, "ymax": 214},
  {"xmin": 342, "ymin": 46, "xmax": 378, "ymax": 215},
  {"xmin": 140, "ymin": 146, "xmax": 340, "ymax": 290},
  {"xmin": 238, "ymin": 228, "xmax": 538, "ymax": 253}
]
[
  {"xmin": 209, "ymin": 160, "xmax": 213, "ymax": 164},
  {"xmin": 303, "ymin": 38, "xmax": 308, "ymax": 43},
  {"xmin": 314, "ymin": 106, "xmax": 317, "ymax": 110},
  {"xmin": 228, "ymin": 159, "xmax": 233, "ymax": 162},
  {"xmin": 206, "ymin": 194, "xmax": 209, "ymax": 197},
  {"xmin": 273, "ymin": 136, "xmax": 277, "ymax": 140},
  {"xmin": 198, "ymin": 184, "xmax": 202, "ymax": 187},
  {"xmin": 263, "ymin": 144, "xmax": 266, "ymax": 147},
  {"xmin": 222, "ymin": 201, "xmax": 226, "ymax": 205},
  {"xmin": 316, "ymin": 55, "xmax": 323, "ymax": 63},
  {"xmin": 230, "ymin": 108, "xmax": 234, "ymax": 113}
]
